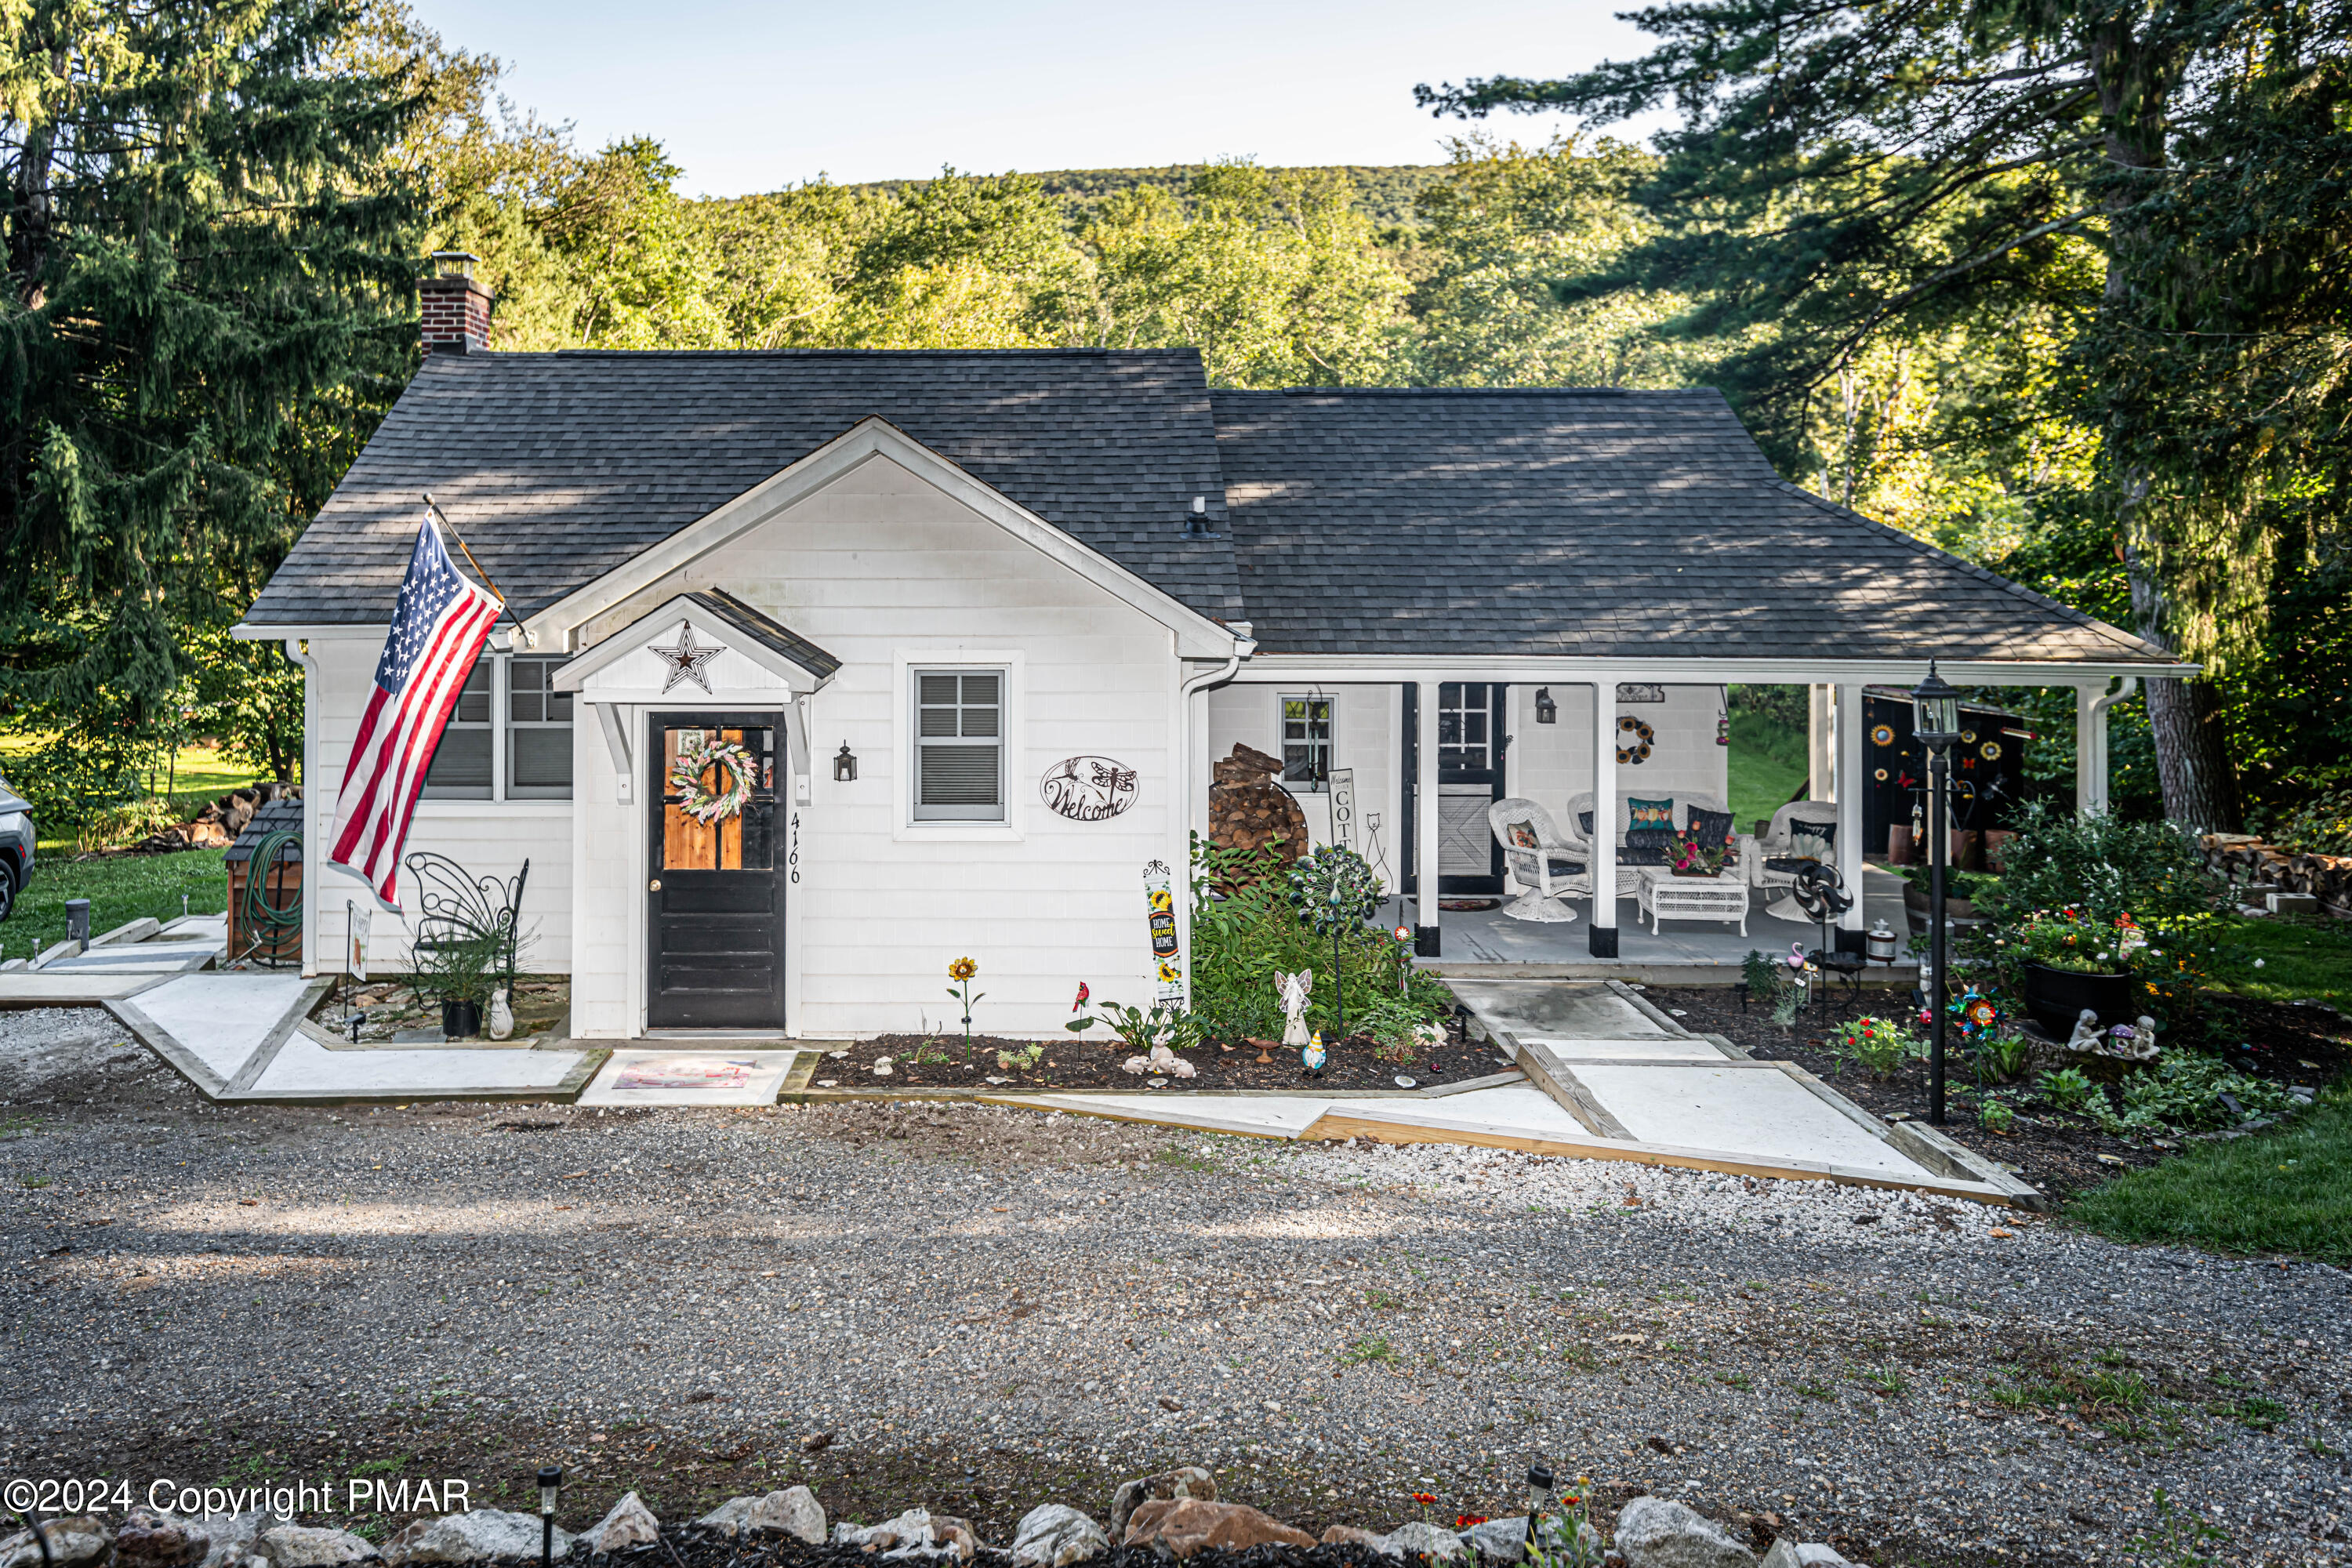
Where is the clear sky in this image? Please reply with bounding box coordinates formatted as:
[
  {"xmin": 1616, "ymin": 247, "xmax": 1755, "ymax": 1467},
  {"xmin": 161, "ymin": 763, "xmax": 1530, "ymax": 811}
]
[{"xmin": 404, "ymin": 0, "xmax": 1661, "ymax": 197}]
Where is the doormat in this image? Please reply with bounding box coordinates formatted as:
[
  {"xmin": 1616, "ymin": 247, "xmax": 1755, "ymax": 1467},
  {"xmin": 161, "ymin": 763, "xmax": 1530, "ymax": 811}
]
[
  {"xmin": 1439, "ymin": 898, "xmax": 1501, "ymax": 912},
  {"xmin": 577, "ymin": 1049, "xmax": 804, "ymax": 1107}
]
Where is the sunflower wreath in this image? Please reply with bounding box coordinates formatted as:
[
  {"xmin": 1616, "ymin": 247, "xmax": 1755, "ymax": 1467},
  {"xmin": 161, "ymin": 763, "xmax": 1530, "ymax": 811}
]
[
  {"xmin": 669, "ymin": 736, "xmax": 757, "ymax": 825},
  {"xmin": 1616, "ymin": 715, "xmax": 1655, "ymax": 765}
]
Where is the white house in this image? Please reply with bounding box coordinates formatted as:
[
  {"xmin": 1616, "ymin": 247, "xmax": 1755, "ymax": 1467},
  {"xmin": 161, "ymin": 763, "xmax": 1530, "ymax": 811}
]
[{"xmin": 235, "ymin": 267, "xmax": 2187, "ymax": 1040}]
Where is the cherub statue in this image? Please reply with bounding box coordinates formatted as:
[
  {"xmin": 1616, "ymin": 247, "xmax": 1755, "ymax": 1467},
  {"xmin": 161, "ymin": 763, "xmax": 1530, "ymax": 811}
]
[{"xmin": 1276, "ymin": 969, "xmax": 1314, "ymax": 1051}]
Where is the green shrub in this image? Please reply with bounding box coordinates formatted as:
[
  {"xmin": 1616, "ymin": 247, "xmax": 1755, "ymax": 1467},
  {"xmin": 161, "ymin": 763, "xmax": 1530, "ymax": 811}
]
[
  {"xmin": 2083, "ymin": 1049, "xmax": 2301, "ymax": 1134},
  {"xmin": 2266, "ymin": 786, "xmax": 2352, "ymax": 856},
  {"xmin": 1189, "ymin": 832, "xmax": 1450, "ymax": 1040},
  {"xmin": 1984, "ymin": 800, "xmax": 2216, "ymax": 927},
  {"xmin": 1828, "ymin": 1015, "xmax": 1918, "ymax": 1077},
  {"xmin": 2038, "ymin": 1065, "xmax": 2096, "ymax": 1112}
]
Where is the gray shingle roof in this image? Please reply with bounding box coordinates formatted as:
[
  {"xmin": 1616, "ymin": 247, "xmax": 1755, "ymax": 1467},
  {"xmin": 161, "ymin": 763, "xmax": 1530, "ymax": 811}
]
[
  {"xmin": 249, "ymin": 350, "xmax": 2168, "ymax": 668},
  {"xmin": 684, "ymin": 590, "xmax": 840, "ymax": 681},
  {"xmin": 1210, "ymin": 387, "xmax": 2165, "ymax": 663},
  {"xmin": 246, "ymin": 348, "xmax": 1243, "ymax": 626}
]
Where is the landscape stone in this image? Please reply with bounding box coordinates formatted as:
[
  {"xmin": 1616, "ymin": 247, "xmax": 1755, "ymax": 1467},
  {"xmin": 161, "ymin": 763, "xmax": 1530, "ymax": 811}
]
[
  {"xmin": 582, "ymin": 1494, "xmax": 660, "ymax": 1555},
  {"xmin": 382, "ymin": 1509, "xmax": 568, "ymax": 1565},
  {"xmin": 0, "ymin": 1517, "xmax": 111, "ymax": 1568},
  {"xmin": 1107, "ymin": 1466, "xmax": 1217, "ymax": 1541},
  {"xmin": 1611, "ymin": 1498, "xmax": 1755, "ymax": 1568},
  {"xmin": 1010, "ymin": 1505, "xmax": 1110, "ymax": 1568},
  {"xmin": 699, "ymin": 1489, "xmax": 826, "ymax": 1544},
  {"xmin": 1759, "ymin": 1546, "xmax": 1850, "ymax": 1568},
  {"xmin": 196, "ymin": 1515, "xmax": 273, "ymax": 1568},
  {"xmin": 1319, "ymin": 1526, "xmax": 1398, "ymax": 1555},
  {"xmin": 834, "ymin": 1510, "xmax": 947, "ymax": 1558},
  {"xmin": 1381, "ymin": 1523, "xmax": 1467, "ymax": 1562},
  {"xmin": 1120, "ymin": 1499, "xmax": 1316, "ymax": 1558},
  {"xmin": 1459, "ymin": 1517, "xmax": 1530, "ymax": 1562},
  {"xmin": 116, "ymin": 1511, "xmax": 209, "ymax": 1568},
  {"xmin": 258, "ymin": 1526, "xmax": 379, "ymax": 1568}
]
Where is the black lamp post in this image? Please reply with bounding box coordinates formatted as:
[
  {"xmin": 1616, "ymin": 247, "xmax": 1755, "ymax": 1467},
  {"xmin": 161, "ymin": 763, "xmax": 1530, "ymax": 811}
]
[
  {"xmin": 1910, "ymin": 661, "xmax": 1962, "ymax": 1125},
  {"xmin": 537, "ymin": 1465, "xmax": 562, "ymax": 1568}
]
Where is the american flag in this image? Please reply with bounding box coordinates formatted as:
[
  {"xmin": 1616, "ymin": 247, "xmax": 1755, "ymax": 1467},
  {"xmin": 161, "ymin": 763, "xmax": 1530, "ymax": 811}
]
[{"xmin": 326, "ymin": 517, "xmax": 503, "ymax": 909}]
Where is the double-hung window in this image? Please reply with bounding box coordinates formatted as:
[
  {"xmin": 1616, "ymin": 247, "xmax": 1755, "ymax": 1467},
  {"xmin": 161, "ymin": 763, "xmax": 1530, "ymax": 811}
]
[
  {"xmin": 422, "ymin": 663, "xmax": 493, "ymax": 798},
  {"xmin": 914, "ymin": 670, "xmax": 1004, "ymax": 821},
  {"xmin": 421, "ymin": 656, "xmax": 574, "ymax": 801},
  {"xmin": 506, "ymin": 655, "xmax": 574, "ymax": 798},
  {"xmin": 1281, "ymin": 695, "xmax": 1332, "ymax": 791}
]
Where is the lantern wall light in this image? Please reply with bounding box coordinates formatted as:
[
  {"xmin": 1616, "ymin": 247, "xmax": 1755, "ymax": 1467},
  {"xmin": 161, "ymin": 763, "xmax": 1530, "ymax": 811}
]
[
  {"xmin": 833, "ymin": 742, "xmax": 858, "ymax": 782},
  {"xmin": 1534, "ymin": 688, "xmax": 1557, "ymax": 724}
]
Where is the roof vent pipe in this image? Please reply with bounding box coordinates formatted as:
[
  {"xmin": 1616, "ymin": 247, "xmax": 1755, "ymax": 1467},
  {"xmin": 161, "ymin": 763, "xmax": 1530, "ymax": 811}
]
[{"xmin": 1185, "ymin": 494, "xmax": 1213, "ymax": 536}]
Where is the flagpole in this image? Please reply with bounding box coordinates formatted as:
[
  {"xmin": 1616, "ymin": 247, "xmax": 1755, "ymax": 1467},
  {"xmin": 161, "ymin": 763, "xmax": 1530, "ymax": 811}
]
[{"xmin": 422, "ymin": 492, "xmax": 527, "ymax": 641}]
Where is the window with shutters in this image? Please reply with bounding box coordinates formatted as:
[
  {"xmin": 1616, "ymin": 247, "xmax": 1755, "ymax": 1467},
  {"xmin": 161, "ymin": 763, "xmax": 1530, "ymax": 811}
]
[
  {"xmin": 421, "ymin": 662, "xmax": 493, "ymax": 798},
  {"xmin": 506, "ymin": 655, "xmax": 573, "ymax": 798},
  {"xmin": 913, "ymin": 669, "xmax": 1004, "ymax": 821}
]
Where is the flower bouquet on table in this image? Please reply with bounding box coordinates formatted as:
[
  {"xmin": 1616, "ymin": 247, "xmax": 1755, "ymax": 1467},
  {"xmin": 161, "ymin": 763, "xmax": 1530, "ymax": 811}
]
[{"xmin": 1668, "ymin": 826, "xmax": 1733, "ymax": 877}]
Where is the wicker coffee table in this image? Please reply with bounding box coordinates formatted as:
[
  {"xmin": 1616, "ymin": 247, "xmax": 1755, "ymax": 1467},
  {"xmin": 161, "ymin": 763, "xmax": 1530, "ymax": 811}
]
[{"xmin": 1635, "ymin": 867, "xmax": 1750, "ymax": 935}]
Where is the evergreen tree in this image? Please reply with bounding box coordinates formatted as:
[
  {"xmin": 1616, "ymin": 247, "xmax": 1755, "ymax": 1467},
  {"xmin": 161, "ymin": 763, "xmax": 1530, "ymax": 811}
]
[
  {"xmin": 2, "ymin": 0, "xmax": 424, "ymax": 804},
  {"xmin": 1417, "ymin": 0, "xmax": 2351, "ymax": 829}
]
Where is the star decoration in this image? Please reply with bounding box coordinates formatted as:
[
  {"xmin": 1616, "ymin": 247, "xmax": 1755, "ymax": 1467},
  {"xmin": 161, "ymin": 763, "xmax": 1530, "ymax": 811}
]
[{"xmin": 648, "ymin": 621, "xmax": 723, "ymax": 694}]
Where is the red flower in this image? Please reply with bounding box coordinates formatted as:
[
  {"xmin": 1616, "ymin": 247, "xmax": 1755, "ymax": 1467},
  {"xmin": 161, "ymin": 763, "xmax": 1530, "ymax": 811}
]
[
  {"xmin": 1412, "ymin": 1493, "xmax": 1438, "ymax": 1508},
  {"xmin": 1455, "ymin": 1515, "xmax": 1490, "ymax": 1529}
]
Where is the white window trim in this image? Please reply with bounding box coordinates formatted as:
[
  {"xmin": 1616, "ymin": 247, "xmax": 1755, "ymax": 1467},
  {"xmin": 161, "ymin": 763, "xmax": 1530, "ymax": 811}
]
[
  {"xmin": 1278, "ymin": 690, "xmax": 1334, "ymax": 794},
  {"xmin": 891, "ymin": 649, "xmax": 1025, "ymax": 843},
  {"xmin": 419, "ymin": 652, "xmax": 577, "ymax": 804}
]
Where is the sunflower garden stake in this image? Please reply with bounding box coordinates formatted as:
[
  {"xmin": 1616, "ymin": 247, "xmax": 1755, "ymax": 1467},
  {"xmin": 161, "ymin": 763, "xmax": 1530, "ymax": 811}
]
[{"xmin": 947, "ymin": 957, "xmax": 984, "ymax": 1061}]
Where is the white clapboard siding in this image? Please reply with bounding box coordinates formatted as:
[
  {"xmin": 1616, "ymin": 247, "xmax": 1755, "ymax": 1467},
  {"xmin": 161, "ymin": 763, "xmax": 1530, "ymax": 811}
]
[{"xmin": 564, "ymin": 456, "xmax": 1181, "ymax": 1039}]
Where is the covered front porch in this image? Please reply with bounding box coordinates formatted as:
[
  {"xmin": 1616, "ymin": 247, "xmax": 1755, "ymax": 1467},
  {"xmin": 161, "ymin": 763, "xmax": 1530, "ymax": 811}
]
[{"xmin": 1193, "ymin": 658, "xmax": 2154, "ymax": 971}]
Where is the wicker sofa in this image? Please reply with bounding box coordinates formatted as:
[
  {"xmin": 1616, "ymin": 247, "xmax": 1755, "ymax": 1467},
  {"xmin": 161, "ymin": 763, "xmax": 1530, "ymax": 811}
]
[{"xmin": 1554, "ymin": 790, "xmax": 1750, "ymax": 895}]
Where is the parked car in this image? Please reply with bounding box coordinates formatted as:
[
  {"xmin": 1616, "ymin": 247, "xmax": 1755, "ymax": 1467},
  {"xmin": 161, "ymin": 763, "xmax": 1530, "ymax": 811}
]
[{"xmin": 0, "ymin": 771, "xmax": 31, "ymax": 921}]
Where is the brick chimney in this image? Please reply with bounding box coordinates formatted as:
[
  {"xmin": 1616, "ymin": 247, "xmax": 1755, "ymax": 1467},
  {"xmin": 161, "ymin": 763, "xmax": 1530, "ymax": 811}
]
[{"xmin": 419, "ymin": 251, "xmax": 493, "ymax": 354}]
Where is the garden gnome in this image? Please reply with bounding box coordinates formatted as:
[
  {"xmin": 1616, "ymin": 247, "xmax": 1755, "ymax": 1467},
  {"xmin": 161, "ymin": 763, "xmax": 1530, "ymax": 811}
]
[
  {"xmin": 1302, "ymin": 1029, "xmax": 1327, "ymax": 1076},
  {"xmin": 1276, "ymin": 970, "xmax": 1313, "ymax": 1051}
]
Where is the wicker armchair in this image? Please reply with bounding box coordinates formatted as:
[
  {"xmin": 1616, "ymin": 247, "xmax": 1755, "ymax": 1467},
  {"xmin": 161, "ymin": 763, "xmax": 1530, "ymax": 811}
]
[
  {"xmin": 1749, "ymin": 800, "xmax": 1842, "ymax": 914},
  {"xmin": 1486, "ymin": 797, "xmax": 1584, "ymax": 922}
]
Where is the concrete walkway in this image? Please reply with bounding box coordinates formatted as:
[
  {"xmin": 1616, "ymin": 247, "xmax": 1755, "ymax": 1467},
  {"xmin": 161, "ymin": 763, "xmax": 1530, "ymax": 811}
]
[{"xmin": 107, "ymin": 970, "xmax": 602, "ymax": 1103}]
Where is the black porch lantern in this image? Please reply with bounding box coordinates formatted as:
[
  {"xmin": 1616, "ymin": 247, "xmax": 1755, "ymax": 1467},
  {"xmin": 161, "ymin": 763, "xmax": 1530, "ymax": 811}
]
[
  {"xmin": 1910, "ymin": 660, "xmax": 1962, "ymax": 1125},
  {"xmin": 833, "ymin": 742, "xmax": 858, "ymax": 782},
  {"xmin": 1534, "ymin": 688, "xmax": 1558, "ymax": 724}
]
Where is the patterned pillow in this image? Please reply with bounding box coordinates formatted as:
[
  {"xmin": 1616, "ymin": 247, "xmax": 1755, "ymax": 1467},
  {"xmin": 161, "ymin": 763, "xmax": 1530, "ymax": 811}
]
[
  {"xmin": 1622, "ymin": 826, "xmax": 1676, "ymax": 866},
  {"xmin": 1687, "ymin": 807, "xmax": 1737, "ymax": 846},
  {"xmin": 1627, "ymin": 796, "xmax": 1676, "ymax": 832},
  {"xmin": 1507, "ymin": 820, "xmax": 1541, "ymax": 850},
  {"xmin": 1788, "ymin": 818, "xmax": 1838, "ymax": 862}
]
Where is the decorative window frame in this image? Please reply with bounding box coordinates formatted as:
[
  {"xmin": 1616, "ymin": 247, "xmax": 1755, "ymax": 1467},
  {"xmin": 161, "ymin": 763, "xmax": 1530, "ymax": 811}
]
[{"xmin": 891, "ymin": 649, "xmax": 1025, "ymax": 843}]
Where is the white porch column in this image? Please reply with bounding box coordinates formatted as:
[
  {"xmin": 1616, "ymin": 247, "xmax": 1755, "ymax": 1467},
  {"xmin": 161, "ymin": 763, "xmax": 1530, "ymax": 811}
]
[
  {"xmin": 1835, "ymin": 681, "xmax": 1865, "ymax": 931},
  {"xmin": 1807, "ymin": 684, "xmax": 1834, "ymax": 798},
  {"xmin": 1414, "ymin": 681, "xmax": 1441, "ymax": 953},
  {"xmin": 2076, "ymin": 677, "xmax": 2136, "ymax": 815},
  {"xmin": 1589, "ymin": 675, "xmax": 1619, "ymax": 957}
]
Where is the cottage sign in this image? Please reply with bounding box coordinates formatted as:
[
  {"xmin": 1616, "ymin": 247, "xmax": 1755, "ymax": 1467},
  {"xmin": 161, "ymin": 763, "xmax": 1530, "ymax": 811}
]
[{"xmin": 1039, "ymin": 755, "xmax": 1139, "ymax": 821}]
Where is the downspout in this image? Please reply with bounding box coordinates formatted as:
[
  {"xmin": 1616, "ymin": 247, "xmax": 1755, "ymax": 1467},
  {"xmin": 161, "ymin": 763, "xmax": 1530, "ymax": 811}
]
[
  {"xmin": 2084, "ymin": 675, "xmax": 2139, "ymax": 815},
  {"xmin": 1175, "ymin": 627, "xmax": 1255, "ymax": 1006},
  {"xmin": 288, "ymin": 639, "xmax": 322, "ymax": 978}
]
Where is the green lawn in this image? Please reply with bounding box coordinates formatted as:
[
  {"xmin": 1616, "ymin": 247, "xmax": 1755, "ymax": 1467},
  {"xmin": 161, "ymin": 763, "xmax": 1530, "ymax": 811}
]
[
  {"xmin": 2205, "ymin": 916, "xmax": 2352, "ymax": 1012},
  {"xmin": 5, "ymin": 849, "xmax": 227, "ymax": 959},
  {"xmin": 0, "ymin": 737, "xmax": 270, "ymax": 853},
  {"xmin": 2065, "ymin": 1083, "xmax": 2352, "ymax": 1266},
  {"xmin": 1726, "ymin": 707, "xmax": 1808, "ymax": 833}
]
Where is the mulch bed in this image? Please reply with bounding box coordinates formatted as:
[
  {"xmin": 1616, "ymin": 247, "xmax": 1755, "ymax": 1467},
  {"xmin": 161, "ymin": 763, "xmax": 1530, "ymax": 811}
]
[
  {"xmin": 1645, "ymin": 982, "xmax": 2351, "ymax": 1202},
  {"xmin": 819, "ymin": 1015, "xmax": 1499, "ymax": 1094}
]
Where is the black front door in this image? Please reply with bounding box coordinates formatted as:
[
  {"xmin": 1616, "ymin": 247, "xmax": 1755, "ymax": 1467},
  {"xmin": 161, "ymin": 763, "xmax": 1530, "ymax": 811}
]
[
  {"xmin": 1436, "ymin": 681, "xmax": 1508, "ymax": 894},
  {"xmin": 647, "ymin": 714, "xmax": 783, "ymax": 1029}
]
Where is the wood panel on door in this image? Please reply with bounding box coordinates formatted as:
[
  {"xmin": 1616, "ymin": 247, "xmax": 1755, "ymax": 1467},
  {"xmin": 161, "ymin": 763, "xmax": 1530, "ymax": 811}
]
[{"xmin": 647, "ymin": 715, "xmax": 784, "ymax": 1029}]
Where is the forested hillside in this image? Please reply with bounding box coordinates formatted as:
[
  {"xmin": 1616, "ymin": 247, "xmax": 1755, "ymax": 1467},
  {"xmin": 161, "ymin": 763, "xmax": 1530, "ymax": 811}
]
[{"xmin": 4, "ymin": 0, "xmax": 2343, "ymax": 845}]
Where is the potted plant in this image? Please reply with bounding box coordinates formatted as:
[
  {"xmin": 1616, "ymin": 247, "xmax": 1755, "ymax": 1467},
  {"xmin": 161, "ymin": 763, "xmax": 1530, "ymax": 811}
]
[
  {"xmin": 1668, "ymin": 826, "xmax": 1731, "ymax": 877},
  {"xmin": 412, "ymin": 932, "xmax": 500, "ymax": 1040},
  {"xmin": 2004, "ymin": 906, "xmax": 2142, "ymax": 1037}
]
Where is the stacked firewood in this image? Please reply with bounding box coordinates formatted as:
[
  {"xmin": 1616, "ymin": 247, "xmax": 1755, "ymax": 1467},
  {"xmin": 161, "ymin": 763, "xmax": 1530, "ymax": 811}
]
[
  {"xmin": 2201, "ymin": 833, "xmax": 2352, "ymax": 916},
  {"xmin": 132, "ymin": 781, "xmax": 302, "ymax": 855},
  {"xmin": 1209, "ymin": 743, "xmax": 1308, "ymax": 870}
]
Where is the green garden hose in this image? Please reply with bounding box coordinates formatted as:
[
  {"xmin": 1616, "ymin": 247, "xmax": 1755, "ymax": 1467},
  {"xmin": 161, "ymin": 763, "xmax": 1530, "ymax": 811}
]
[{"xmin": 238, "ymin": 827, "xmax": 304, "ymax": 965}]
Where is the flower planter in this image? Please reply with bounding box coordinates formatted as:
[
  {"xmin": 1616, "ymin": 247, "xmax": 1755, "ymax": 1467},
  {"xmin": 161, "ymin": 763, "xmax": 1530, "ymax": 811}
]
[
  {"xmin": 2021, "ymin": 960, "xmax": 2136, "ymax": 1038},
  {"xmin": 441, "ymin": 997, "xmax": 483, "ymax": 1040}
]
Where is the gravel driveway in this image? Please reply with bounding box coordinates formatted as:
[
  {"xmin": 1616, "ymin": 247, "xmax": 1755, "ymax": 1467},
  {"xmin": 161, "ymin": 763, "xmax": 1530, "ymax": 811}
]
[{"xmin": 2, "ymin": 1007, "xmax": 2347, "ymax": 1566}]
